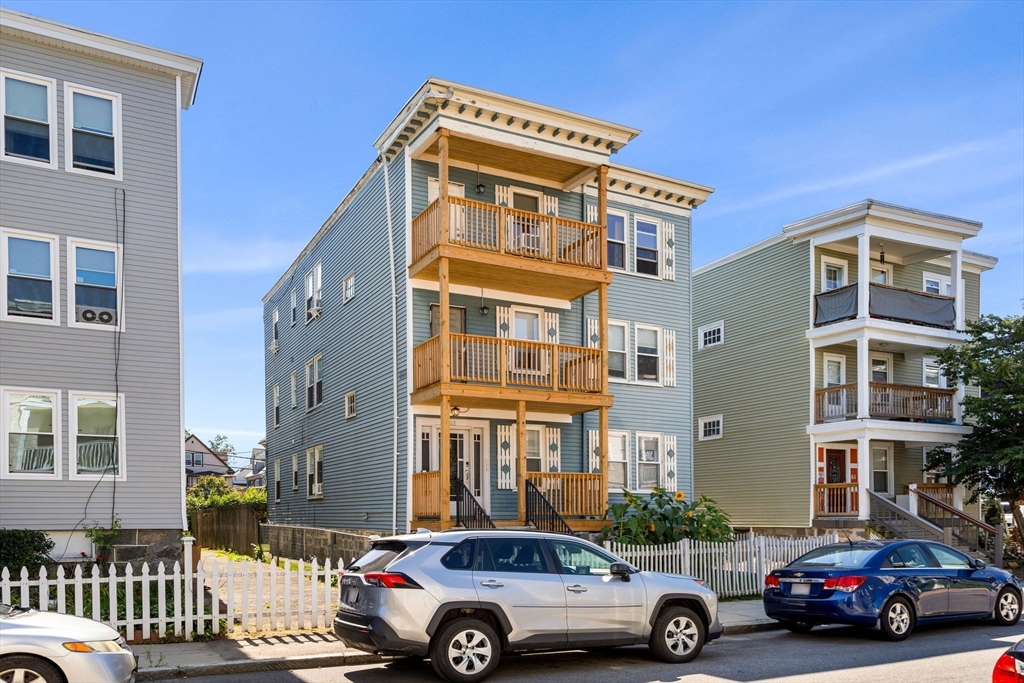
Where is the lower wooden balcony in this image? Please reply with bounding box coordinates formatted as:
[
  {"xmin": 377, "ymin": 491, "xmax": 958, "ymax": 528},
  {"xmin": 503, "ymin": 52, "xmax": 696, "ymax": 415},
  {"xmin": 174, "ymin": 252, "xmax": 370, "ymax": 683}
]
[
  {"xmin": 814, "ymin": 483, "xmax": 860, "ymax": 517},
  {"xmin": 412, "ymin": 333, "xmax": 613, "ymax": 414},
  {"xmin": 814, "ymin": 383, "xmax": 957, "ymax": 424}
]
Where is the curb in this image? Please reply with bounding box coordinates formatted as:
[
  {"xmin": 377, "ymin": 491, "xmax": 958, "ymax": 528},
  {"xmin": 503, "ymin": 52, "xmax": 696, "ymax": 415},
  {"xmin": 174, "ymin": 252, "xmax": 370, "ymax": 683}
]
[
  {"xmin": 721, "ymin": 620, "xmax": 784, "ymax": 636},
  {"xmin": 137, "ymin": 652, "xmax": 387, "ymax": 681}
]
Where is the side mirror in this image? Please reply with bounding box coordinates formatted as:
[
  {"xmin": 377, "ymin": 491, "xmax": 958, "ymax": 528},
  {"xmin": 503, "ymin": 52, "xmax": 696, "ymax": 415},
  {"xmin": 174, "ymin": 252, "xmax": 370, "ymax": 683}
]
[
  {"xmin": 972, "ymin": 558, "xmax": 987, "ymax": 570},
  {"xmin": 610, "ymin": 562, "xmax": 632, "ymax": 582}
]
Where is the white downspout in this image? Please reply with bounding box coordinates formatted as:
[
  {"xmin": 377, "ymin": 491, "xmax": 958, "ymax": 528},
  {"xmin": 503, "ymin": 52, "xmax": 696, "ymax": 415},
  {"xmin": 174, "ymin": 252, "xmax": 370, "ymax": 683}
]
[{"xmin": 382, "ymin": 154, "xmax": 400, "ymax": 535}]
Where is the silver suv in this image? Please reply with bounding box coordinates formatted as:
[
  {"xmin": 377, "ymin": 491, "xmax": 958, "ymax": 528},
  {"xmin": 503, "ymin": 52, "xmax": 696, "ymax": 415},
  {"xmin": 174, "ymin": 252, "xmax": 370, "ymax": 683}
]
[{"xmin": 334, "ymin": 529, "xmax": 721, "ymax": 683}]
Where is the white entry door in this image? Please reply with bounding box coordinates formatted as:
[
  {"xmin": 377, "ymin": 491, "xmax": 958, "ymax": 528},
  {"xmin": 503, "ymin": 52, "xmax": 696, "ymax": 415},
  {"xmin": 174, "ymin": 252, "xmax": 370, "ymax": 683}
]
[{"xmin": 415, "ymin": 418, "xmax": 489, "ymax": 513}]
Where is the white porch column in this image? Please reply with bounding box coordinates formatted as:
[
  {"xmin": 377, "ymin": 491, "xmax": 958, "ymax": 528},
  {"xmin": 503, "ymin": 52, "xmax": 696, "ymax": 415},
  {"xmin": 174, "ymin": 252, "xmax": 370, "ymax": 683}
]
[
  {"xmin": 950, "ymin": 248, "xmax": 964, "ymax": 330},
  {"xmin": 857, "ymin": 436, "xmax": 871, "ymax": 521},
  {"xmin": 857, "ymin": 232, "xmax": 871, "ymax": 319},
  {"xmin": 857, "ymin": 335, "xmax": 870, "ymax": 419}
]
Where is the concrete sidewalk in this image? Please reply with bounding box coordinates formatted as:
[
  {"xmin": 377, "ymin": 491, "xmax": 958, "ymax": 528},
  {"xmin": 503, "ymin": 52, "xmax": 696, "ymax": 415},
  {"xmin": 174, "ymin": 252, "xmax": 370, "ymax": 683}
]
[{"xmin": 135, "ymin": 600, "xmax": 778, "ymax": 681}]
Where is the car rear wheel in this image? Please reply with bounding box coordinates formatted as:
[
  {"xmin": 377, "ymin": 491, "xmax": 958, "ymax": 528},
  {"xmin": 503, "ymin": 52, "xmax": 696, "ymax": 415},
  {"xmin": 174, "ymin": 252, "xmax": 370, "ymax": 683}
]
[
  {"xmin": 0, "ymin": 656, "xmax": 63, "ymax": 683},
  {"xmin": 993, "ymin": 587, "xmax": 1021, "ymax": 626},
  {"xmin": 781, "ymin": 620, "xmax": 815, "ymax": 634},
  {"xmin": 430, "ymin": 618, "xmax": 501, "ymax": 683},
  {"xmin": 649, "ymin": 606, "xmax": 705, "ymax": 663},
  {"xmin": 880, "ymin": 596, "xmax": 914, "ymax": 641}
]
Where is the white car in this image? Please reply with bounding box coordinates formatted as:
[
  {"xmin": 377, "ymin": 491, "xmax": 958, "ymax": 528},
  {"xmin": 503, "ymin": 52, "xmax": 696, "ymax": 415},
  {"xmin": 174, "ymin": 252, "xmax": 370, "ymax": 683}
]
[{"xmin": 0, "ymin": 604, "xmax": 137, "ymax": 683}]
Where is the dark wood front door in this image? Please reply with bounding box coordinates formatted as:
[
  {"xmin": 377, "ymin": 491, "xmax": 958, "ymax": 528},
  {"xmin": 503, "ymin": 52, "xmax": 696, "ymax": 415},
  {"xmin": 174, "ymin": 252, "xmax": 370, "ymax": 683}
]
[{"xmin": 826, "ymin": 449, "xmax": 848, "ymax": 513}]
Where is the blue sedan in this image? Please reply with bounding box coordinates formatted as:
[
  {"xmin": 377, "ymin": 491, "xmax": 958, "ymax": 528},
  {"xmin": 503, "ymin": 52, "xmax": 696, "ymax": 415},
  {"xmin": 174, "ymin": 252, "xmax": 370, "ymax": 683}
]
[{"xmin": 763, "ymin": 540, "xmax": 1022, "ymax": 640}]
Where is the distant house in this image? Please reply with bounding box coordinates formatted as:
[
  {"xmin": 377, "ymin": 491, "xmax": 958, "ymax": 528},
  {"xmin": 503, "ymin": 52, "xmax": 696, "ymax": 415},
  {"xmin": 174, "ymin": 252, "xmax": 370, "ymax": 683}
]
[
  {"xmin": 184, "ymin": 435, "xmax": 234, "ymax": 488},
  {"xmin": 233, "ymin": 447, "xmax": 266, "ymax": 488}
]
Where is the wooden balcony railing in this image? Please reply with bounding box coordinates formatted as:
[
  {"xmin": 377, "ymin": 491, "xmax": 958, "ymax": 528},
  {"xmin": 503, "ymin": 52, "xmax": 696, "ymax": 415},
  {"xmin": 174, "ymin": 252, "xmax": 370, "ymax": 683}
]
[
  {"xmin": 527, "ymin": 473, "xmax": 604, "ymax": 517},
  {"xmin": 907, "ymin": 482, "xmax": 955, "ymax": 506},
  {"xmin": 411, "ymin": 196, "xmax": 603, "ymax": 269},
  {"xmin": 814, "ymin": 483, "xmax": 860, "ymax": 517},
  {"xmin": 413, "ymin": 333, "xmax": 602, "ymax": 393},
  {"xmin": 814, "ymin": 383, "xmax": 956, "ymax": 423},
  {"xmin": 412, "ymin": 470, "xmax": 443, "ymax": 520}
]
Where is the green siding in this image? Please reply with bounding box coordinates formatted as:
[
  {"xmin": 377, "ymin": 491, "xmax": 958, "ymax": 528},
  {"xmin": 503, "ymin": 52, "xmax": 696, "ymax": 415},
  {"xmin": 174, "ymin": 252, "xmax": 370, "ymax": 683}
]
[{"xmin": 694, "ymin": 239, "xmax": 811, "ymax": 528}]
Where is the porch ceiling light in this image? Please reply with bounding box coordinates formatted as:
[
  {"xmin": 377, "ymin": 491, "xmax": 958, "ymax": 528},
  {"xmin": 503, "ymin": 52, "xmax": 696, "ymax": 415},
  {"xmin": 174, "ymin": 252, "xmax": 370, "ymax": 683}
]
[{"xmin": 450, "ymin": 406, "xmax": 462, "ymax": 418}]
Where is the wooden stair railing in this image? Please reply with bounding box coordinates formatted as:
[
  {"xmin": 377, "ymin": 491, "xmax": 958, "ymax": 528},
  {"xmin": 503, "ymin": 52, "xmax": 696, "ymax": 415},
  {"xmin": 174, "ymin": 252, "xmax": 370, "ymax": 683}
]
[
  {"xmin": 869, "ymin": 491, "xmax": 947, "ymax": 543},
  {"xmin": 912, "ymin": 489, "xmax": 1003, "ymax": 566}
]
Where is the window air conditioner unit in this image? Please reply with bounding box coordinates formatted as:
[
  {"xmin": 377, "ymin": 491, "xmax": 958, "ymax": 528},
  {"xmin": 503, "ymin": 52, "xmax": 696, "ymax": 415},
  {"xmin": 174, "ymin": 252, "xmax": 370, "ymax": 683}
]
[
  {"xmin": 308, "ymin": 306, "xmax": 321, "ymax": 319},
  {"xmin": 269, "ymin": 341, "xmax": 279, "ymax": 354},
  {"xmin": 76, "ymin": 305, "xmax": 117, "ymax": 326},
  {"xmin": 313, "ymin": 482, "xmax": 323, "ymax": 496}
]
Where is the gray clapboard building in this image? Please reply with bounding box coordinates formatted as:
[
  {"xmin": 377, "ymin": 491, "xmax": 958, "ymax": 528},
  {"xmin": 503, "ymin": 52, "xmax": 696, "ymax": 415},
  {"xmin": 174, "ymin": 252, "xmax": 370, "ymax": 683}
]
[
  {"xmin": 0, "ymin": 10, "xmax": 202, "ymax": 562},
  {"xmin": 263, "ymin": 79, "xmax": 711, "ymax": 535},
  {"xmin": 693, "ymin": 200, "xmax": 997, "ymax": 536}
]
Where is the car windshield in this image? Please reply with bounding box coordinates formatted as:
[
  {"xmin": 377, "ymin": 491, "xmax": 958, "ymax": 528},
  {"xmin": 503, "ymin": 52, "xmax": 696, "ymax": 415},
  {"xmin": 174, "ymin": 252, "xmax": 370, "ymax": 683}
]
[{"xmin": 790, "ymin": 546, "xmax": 877, "ymax": 568}]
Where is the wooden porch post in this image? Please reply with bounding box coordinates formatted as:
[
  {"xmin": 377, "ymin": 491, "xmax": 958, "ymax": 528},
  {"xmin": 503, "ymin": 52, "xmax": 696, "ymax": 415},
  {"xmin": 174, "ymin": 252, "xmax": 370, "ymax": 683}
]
[
  {"xmin": 438, "ymin": 128, "xmax": 450, "ymax": 245},
  {"xmin": 597, "ymin": 165, "xmax": 609, "ymax": 270},
  {"xmin": 440, "ymin": 394, "xmax": 451, "ymax": 525},
  {"xmin": 599, "ymin": 407, "xmax": 609, "ymax": 513},
  {"xmin": 439, "ymin": 253, "xmax": 451, "ymax": 525},
  {"xmin": 598, "ymin": 280, "xmax": 610, "ymax": 513},
  {"xmin": 516, "ymin": 400, "xmax": 527, "ymax": 524}
]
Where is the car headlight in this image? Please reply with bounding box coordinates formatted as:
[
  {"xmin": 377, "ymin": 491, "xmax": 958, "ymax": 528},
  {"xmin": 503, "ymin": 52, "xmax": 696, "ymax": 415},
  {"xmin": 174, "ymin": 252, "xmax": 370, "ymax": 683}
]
[{"xmin": 63, "ymin": 640, "xmax": 124, "ymax": 653}]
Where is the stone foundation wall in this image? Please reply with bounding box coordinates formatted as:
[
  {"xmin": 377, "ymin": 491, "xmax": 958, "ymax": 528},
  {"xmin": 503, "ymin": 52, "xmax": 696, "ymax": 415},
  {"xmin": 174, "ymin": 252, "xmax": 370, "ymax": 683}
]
[
  {"xmin": 262, "ymin": 523, "xmax": 382, "ymax": 567},
  {"xmin": 108, "ymin": 528, "xmax": 184, "ymax": 568}
]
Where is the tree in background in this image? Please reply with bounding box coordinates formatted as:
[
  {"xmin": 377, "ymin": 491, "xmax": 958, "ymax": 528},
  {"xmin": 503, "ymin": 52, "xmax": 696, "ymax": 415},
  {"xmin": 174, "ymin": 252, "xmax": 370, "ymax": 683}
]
[
  {"xmin": 926, "ymin": 314, "xmax": 1024, "ymax": 544},
  {"xmin": 207, "ymin": 434, "xmax": 237, "ymax": 456}
]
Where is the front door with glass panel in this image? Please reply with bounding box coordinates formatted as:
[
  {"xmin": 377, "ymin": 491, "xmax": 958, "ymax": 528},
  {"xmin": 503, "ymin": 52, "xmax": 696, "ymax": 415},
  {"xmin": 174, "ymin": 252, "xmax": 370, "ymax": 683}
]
[
  {"xmin": 416, "ymin": 419, "xmax": 488, "ymax": 513},
  {"xmin": 825, "ymin": 448, "xmax": 848, "ymax": 513},
  {"xmin": 513, "ymin": 309, "xmax": 542, "ymax": 375},
  {"xmin": 823, "ymin": 354, "xmax": 847, "ymax": 419}
]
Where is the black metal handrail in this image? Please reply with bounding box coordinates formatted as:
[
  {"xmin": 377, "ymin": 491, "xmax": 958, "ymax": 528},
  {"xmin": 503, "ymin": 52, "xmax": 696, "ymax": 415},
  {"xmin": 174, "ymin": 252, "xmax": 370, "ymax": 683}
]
[
  {"xmin": 525, "ymin": 480, "xmax": 573, "ymax": 535},
  {"xmin": 452, "ymin": 478, "xmax": 496, "ymax": 530}
]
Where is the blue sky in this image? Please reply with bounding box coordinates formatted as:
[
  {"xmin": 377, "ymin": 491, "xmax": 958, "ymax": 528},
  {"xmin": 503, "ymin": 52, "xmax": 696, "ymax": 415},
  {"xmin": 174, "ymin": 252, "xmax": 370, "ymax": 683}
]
[{"xmin": 9, "ymin": 1, "xmax": 1022, "ymax": 461}]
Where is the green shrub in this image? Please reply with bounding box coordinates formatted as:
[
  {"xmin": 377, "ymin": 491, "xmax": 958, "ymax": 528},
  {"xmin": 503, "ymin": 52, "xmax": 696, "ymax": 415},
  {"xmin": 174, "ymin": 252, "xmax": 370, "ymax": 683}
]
[
  {"xmin": 0, "ymin": 529, "xmax": 55, "ymax": 574},
  {"xmin": 186, "ymin": 475, "xmax": 266, "ymax": 516},
  {"xmin": 600, "ymin": 488, "xmax": 733, "ymax": 545}
]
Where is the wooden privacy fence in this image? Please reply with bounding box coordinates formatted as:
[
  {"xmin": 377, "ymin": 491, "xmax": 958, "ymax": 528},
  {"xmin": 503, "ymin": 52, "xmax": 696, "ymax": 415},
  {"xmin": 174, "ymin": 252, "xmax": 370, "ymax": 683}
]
[
  {"xmin": 190, "ymin": 506, "xmax": 262, "ymax": 557},
  {"xmin": 0, "ymin": 537, "xmax": 345, "ymax": 643},
  {"xmin": 605, "ymin": 533, "xmax": 840, "ymax": 598}
]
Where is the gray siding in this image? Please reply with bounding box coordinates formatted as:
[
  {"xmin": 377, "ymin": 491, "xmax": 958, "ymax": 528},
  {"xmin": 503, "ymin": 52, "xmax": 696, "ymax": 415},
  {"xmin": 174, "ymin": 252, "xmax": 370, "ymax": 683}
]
[
  {"xmin": 0, "ymin": 36, "xmax": 183, "ymax": 530},
  {"xmin": 264, "ymin": 158, "xmax": 408, "ymax": 532},
  {"xmin": 694, "ymin": 239, "xmax": 812, "ymax": 528}
]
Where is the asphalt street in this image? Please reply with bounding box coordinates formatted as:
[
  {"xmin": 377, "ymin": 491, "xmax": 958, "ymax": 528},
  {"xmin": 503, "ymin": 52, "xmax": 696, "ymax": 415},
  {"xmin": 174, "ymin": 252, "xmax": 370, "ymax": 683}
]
[{"xmin": 176, "ymin": 620, "xmax": 1022, "ymax": 683}]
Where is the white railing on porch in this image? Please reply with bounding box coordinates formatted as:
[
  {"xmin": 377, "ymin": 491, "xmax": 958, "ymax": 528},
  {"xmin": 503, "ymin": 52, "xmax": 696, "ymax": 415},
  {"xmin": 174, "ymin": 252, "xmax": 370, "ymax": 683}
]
[
  {"xmin": 605, "ymin": 533, "xmax": 839, "ymax": 598},
  {"xmin": 0, "ymin": 537, "xmax": 349, "ymax": 643}
]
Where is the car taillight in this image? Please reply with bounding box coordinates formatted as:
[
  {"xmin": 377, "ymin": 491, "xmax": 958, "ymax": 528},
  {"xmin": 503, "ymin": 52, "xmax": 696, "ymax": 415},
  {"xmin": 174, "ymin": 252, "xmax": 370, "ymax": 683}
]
[
  {"xmin": 992, "ymin": 652, "xmax": 1020, "ymax": 683},
  {"xmin": 363, "ymin": 572, "xmax": 421, "ymax": 589},
  {"xmin": 765, "ymin": 574, "xmax": 780, "ymax": 589},
  {"xmin": 824, "ymin": 576, "xmax": 866, "ymax": 593}
]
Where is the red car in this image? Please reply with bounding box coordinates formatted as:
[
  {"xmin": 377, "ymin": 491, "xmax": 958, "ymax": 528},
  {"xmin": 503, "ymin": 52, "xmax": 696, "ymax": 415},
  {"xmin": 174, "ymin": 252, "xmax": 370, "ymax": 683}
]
[{"xmin": 994, "ymin": 638, "xmax": 1024, "ymax": 683}]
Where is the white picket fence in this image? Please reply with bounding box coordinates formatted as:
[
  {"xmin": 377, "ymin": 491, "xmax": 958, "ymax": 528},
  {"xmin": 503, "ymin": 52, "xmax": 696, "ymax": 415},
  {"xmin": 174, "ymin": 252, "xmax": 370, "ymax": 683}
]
[
  {"xmin": 605, "ymin": 533, "xmax": 840, "ymax": 598},
  {"xmin": 0, "ymin": 537, "xmax": 346, "ymax": 642}
]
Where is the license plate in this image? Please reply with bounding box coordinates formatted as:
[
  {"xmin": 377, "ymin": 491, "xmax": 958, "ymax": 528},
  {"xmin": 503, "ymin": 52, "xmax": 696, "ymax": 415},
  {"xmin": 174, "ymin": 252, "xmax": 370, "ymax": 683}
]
[
  {"xmin": 344, "ymin": 587, "xmax": 360, "ymax": 604},
  {"xmin": 791, "ymin": 583, "xmax": 811, "ymax": 596}
]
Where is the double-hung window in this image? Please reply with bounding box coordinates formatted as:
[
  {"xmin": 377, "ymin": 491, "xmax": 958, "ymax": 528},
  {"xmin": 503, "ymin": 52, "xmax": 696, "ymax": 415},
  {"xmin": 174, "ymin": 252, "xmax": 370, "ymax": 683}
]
[
  {"xmin": 607, "ymin": 211, "xmax": 626, "ymax": 270},
  {"xmin": 192, "ymin": 452, "xmax": 203, "ymax": 466},
  {"xmin": 608, "ymin": 321, "xmax": 628, "ymax": 380},
  {"xmin": 608, "ymin": 430, "xmax": 629, "ymax": 491},
  {"xmin": 343, "ymin": 274, "xmax": 355, "ymax": 303},
  {"xmin": 635, "ymin": 218, "xmax": 659, "ymax": 276},
  {"xmin": 923, "ymin": 273, "xmax": 953, "ymax": 296},
  {"xmin": 292, "ymin": 453, "xmax": 299, "ymax": 489},
  {"xmin": 290, "ymin": 372, "xmax": 297, "ymax": 408},
  {"xmin": 290, "ymin": 289, "xmax": 297, "ymax": 325},
  {"xmin": 2, "ymin": 229, "xmax": 59, "ymax": 324},
  {"xmin": 271, "ymin": 309, "xmax": 279, "ymax": 351},
  {"xmin": 525, "ymin": 428, "xmax": 542, "ymax": 472},
  {"xmin": 2, "ymin": 387, "xmax": 60, "ymax": 479},
  {"xmin": 272, "ymin": 384, "xmax": 280, "ymax": 428},
  {"xmin": 69, "ymin": 392, "xmax": 125, "ymax": 480},
  {"xmin": 923, "ymin": 357, "xmax": 945, "ymax": 388},
  {"xmin": 65, "ymin": 83, "xmax": 121, "ymax": 179},
  {"xmin": 2, "ymin": 71, "xmax": 57, "ymax": 167},
  {"xmin": 306, "ymin": 355, "xmax": 322, "ymax": 410},
  {"xmin": 636, "ymin": 433, "xmax": 662, "ymax": 490},
  {"xmin": 345, "ymin": 392, "xmax": 356, "ymax": 419},
  {"xmin": 306, "ymin": 445, "xmax": 323, "ymax": 498},
  {"xmin": 305, "ymin": 262, "xmax": 322, "ymax": 322},
  {"xmin": 635, "ymin": 324, "xmax": 661, "ymax": 383},
  {"xmin": 821, "ymin": 256, "xmax": 848, "ymax": 291},
  {"xmin": 274, "ymin": 460, "xmax": 281, "ymax": 503},
  {"xmin": 69, "ymin": 239, "xmax": 121, "ymax": 329}
]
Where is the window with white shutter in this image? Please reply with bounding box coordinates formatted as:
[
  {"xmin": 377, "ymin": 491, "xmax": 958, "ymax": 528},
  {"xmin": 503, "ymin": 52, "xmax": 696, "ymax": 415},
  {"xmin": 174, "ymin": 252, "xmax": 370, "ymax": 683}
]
[
  {"xmin": 662, "ymin": 222, "xmax": 676, "ymax": 281},
  {"xmin": 543, "ymin": 427, "xmax": 561, "ymax": 472},
  {"xmin": 609, "ymin": 430, "xmax": 629, "ymax": 491},
  {"xmin": 663, "ymin": 329, "xmax": 676, "ymax": 387},
  {"xmin": 588, "ymin": 429, "xmax": 600, "ymax": 474},
  {"xmin": 663, "ymin": 435, "xmax": 677, "ymax": 492}
]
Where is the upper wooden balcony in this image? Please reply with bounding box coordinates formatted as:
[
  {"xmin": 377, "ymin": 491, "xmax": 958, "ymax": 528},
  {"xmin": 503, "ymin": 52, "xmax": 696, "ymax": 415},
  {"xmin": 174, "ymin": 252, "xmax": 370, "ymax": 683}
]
[
  {"xmin": 814, "ymin": 382, "xmax": 957, "ymax": 424},
  {"xmin": 410, "ymin": 195, "xmax": 611, "ymax": 300},
  {"xmin": 411, "ymin": 332, "xmax": 612, "ymax": 414}
]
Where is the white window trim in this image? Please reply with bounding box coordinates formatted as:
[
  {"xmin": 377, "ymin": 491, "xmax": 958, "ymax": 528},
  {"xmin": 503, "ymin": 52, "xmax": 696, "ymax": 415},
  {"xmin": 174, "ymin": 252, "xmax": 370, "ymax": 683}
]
[
  {"xmin": 68, "ymin": 390, "xmax": 126, "ymax": 481},
  {"xmin": 607, "ymin": 428, "xmax": 630, "ymax": 491},
  {"xmin": 698, "ymin": 415, "xmax": 723, "ymax": 442},
  {"xmin": 632, "ymin": 214, "xmax": 661, "ymax": 280},
  {"xmin": 1, "ymin": 386, "xmax": 62, "ymax": 480},
  {"xmin": 291, "ymin": 453, "xmax": 299, "ymax": 489},
  {"xmin": 0, "ymin": 69, "xmax": 59, "ymax": 170},
  {"xmin": 272, "ymin": 384, "xmax": 280, "ymax": 428},
  {"xmin": 290, "ymin": 372, "xmax": 297, "ymax": 408},
  {"xmin": 63, "ymin": 82, "xmax": 123, "ymax": 182},
  {"xmin": 697, "ymin": 320, "xmax": 724, "ymax": 350},
  {"xmin": 922, "ymin": 356, "xmax": 946, "ymax": 389},
  {"xmin": 271, "ymin": 308, "xmax": 279, "ymax": 352},
  {"xmin": 345, "ymin": 392, "xmax": 356, "ymax": 419},
  {"xmin": 634, "ymin": 322, "xmax": 663, "ymax": 386},
  {"xmin": 274, "ymin": 460, "xmax": 281, "ymax": 503},
  {"xmin": 820, "ymin": 255, "xmax": 849, "ymax": 292},
  {"xmin": 922, "ymin": 271, "xmax": 953, "ymax": 296},
  {"xmin": 1, "ymin": 227, "xmax": 60, "ymax": 326},
  {"xmin": 634, "ymin": 431, "xmax": 664, "ymax": 492},
  {"xmin": 508, "ymin": 185, "xmax": 544, "ymax": 206},
  {"xmin": 869, "ymin": 351, "xmax": 894, "ymax": 384},
  {"xmin": 290, "ymin": 288, "xmax": 297, "ymax": 326},
  {"xmin": 306, "ymin": 445, "xmax": 323, "ymax": 499},
  {"xmin": 67, "ymin": 237, "xmax": 124, "ymax": 332},
  {"xmin": 822, "ymin": 352, "xmax": 847, "ymax": 386},
  {"xmin": 510, "ymin": 304, "xmax": 545, "ymax": 341},
  {"xmin": 305, "ymin": 262, "xmax": 322, "ymax": 324},
  {"xmin": 606, "ymin": 208, "xmax": 629, "ymax": 272},
  {"xmin": 343, "ymin": 273, "xmax": 355, "ymax": 304},
  {"xmin": 607, "ymin": 319, "xmax": 629, "ymax": 384},
  {"xmin": 870, "ymin": 261, "xmax": 893, "ymax": 286},
  {"xmin": 870, "ymin": 442, "xmax": 895, "ymax": 496},
  {"xmin": 305, "ymin": 354, "xmax": 322, "ymax": 411}
]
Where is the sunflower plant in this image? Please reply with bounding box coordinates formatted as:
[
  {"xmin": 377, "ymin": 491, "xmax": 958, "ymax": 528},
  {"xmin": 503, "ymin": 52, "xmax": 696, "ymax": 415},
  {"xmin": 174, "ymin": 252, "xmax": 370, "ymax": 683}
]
[{"xmin": 600, "ymin": 487, "xmax": 732, "ymax": 545}]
